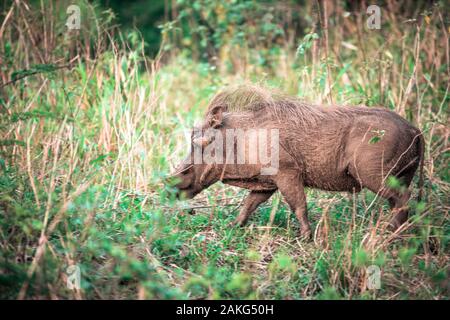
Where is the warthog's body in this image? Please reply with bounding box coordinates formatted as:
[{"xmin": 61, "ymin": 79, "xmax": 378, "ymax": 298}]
[{"xmin": 171, "ymin": 86, "xmax": 424, "ymax": 238}]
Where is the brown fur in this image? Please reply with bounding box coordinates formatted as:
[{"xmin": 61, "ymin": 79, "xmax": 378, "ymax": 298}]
[{"xmin": 170, "ymin": 85, "xmax": 425, "ymax": 238}]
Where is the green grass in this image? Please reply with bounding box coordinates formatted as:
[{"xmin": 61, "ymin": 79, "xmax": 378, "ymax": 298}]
[{"xmin": 0, "ymin": 0, "xmax": 448, "ymax": 299}]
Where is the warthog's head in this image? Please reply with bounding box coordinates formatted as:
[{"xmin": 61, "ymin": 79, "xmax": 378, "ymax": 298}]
[{"xmin": 168, "ymin": 106, "xmax": 225, "ymax": 199}]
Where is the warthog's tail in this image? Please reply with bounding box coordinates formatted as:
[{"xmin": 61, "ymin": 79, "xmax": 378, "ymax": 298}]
[{"xmin": 417, "ymin": 132, "xmax": 425, "ymax": 203}]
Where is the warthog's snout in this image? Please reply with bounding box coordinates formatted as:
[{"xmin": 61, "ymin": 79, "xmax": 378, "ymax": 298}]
[{"xmin": 166, "ymin": 164, "xmax": 203, "ymax": 200}]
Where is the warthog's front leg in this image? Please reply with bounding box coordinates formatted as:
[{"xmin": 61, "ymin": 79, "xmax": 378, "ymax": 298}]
[
  {"xmin": 275, "ymin": 171, "xmax": 312, "ymax": 239},
  {"xmin": 233, "ymin": 190, "xmax": 275, "ymax": 226}
]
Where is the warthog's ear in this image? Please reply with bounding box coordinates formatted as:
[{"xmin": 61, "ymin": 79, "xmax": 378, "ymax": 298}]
[{"xmin": 208, "ymin": 105, "xmax": 223, "ymax": 128}]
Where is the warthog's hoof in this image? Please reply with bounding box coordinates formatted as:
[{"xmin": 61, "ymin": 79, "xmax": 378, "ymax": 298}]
[
  {"xmin": 299, "ymin": 228, "xmax": 312, "ymax": 241},
  {"xmin": 229, "ymin": 219, "xmax": 246, "ymax": 228},
  {"xmin": 387, "ymin": 215, "xmax": 407, "ymax": 232},
  {"xmin": 387, "ymin": 220, "xmax": 401, "ymax": 232},
  {"xmin": 388, "ymin": 208, "xmax": 409, "ymax": 232}
]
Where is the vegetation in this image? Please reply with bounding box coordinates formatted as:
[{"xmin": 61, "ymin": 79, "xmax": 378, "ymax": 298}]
[{"xmin": 0, "ymin": 0, "xmax": 448, "ymax": 299}]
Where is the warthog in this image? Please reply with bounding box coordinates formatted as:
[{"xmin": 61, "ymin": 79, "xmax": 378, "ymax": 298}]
[{"xmin": 169, "ymin": 85, "xmax": 424, "ymax": 239}]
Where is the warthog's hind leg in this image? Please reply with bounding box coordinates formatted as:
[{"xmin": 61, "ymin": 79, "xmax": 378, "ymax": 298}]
[
  {"xmin": 386, "ymin": 164, "xmax": 418, "ymax": 230},
  {"xmin": 233, "ymin": 190, "xmax": 276, "ymax": 226},
  {"xmin": 349, "ymin": 160, "xmax": 417, "ymax": 232},
  {"xmin": 360, "ymin": 182, "xmax": 412, "ymax": 231},
  {"xmin": 387, "ymin": 190, "xmax": 411, "ymax": 231}
]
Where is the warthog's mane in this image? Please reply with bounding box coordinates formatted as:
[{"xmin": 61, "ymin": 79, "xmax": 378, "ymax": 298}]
[{"xmin": 206, "ymin": 84, "xmax": 379, "ymax": 127}]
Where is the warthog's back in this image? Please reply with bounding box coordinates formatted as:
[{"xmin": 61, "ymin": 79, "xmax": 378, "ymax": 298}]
[{"xmin": 207, "ymin": 85, "xmax": 422, "ymax": 193}]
